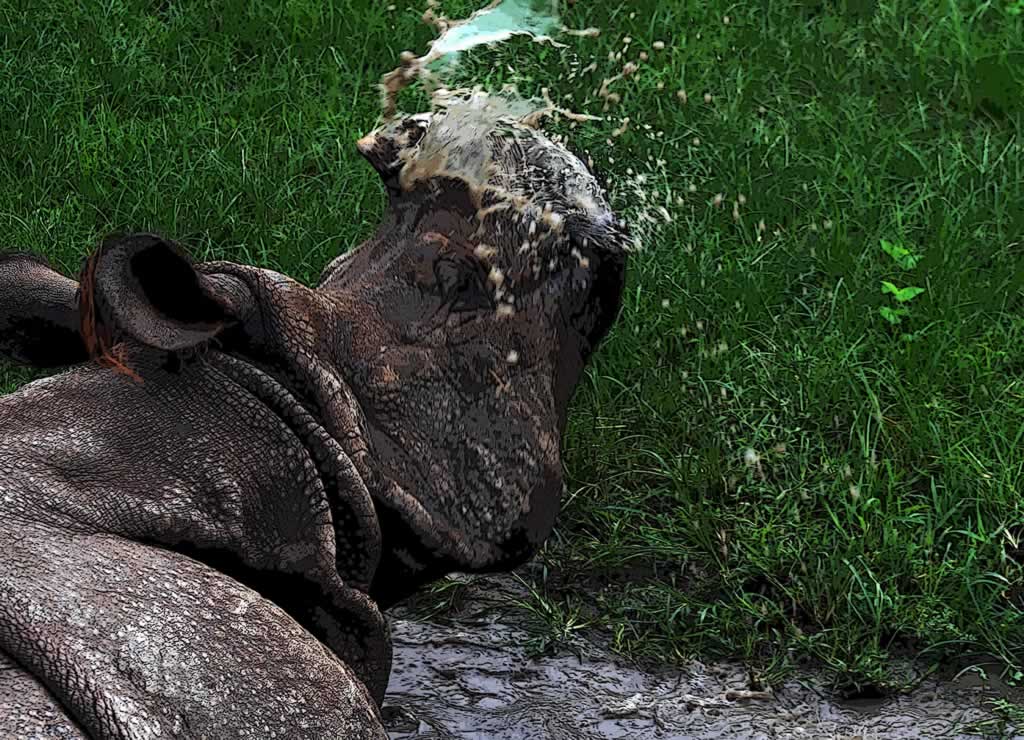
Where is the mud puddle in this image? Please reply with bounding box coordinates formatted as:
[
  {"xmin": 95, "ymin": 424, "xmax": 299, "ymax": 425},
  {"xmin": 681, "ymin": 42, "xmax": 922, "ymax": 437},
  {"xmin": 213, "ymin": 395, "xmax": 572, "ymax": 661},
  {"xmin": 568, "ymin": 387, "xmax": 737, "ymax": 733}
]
[{"xmin": 382, "ymin": 574, "xmax": 1021, "ymax": 739}]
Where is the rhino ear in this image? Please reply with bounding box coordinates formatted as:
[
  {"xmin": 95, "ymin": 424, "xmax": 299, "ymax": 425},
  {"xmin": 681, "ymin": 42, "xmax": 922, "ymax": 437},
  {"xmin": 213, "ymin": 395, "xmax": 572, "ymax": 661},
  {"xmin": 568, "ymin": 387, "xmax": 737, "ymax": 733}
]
[
  {"xmin": 81, "ymin": 233, "xmax": 249, "ymax": 353},
  {"xmin": 564, "ymin": 216, "xmax": 629, "ymax": 360},
  {"xmin": 0, "ymin": 252, "xmax": 89, "ymax": 367}
]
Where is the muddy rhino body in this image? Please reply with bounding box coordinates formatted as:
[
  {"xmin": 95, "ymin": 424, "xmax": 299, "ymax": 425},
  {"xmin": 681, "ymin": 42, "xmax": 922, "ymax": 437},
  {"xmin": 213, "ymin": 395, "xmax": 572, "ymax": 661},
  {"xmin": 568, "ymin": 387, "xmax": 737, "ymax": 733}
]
[{"xmin": 0, "ymin": 109, "xmax": 627, "ymax": 738}]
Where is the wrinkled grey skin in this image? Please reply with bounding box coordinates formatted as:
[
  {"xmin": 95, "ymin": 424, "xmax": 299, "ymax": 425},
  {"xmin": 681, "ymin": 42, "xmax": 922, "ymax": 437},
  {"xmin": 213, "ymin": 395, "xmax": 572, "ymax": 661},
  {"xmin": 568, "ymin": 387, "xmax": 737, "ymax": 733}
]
[{"xmin": 0, "ymin": 113, "xmax": 627, "ymax": 738}]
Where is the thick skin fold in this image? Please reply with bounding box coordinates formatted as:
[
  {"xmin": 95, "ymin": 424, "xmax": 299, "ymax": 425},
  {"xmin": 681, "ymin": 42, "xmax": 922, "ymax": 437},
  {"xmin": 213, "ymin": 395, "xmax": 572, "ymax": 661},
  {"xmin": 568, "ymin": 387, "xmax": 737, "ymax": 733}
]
[{"xmin": 0, "ymin": 519, "xmax": 386, "ymax": 739}]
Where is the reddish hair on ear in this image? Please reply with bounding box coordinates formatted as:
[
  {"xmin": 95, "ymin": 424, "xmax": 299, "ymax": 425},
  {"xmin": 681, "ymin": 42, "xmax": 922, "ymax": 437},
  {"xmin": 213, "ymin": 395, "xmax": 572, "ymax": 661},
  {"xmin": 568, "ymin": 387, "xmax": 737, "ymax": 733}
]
[{"xmin": 78, "ymin": 247, "xmax": 144, "ymax": 384}]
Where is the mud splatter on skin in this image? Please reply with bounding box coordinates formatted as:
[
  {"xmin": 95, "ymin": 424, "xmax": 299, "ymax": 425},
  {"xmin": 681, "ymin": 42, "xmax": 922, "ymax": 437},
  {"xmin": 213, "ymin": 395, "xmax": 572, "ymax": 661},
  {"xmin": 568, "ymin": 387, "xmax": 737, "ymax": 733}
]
[
  {"xmin": 374, "ymin": 1, "xmax": 668, "ymax": 264},
  {"xmin": 359, "ymin": 86, "xmax": 625, "ymax": 326}
]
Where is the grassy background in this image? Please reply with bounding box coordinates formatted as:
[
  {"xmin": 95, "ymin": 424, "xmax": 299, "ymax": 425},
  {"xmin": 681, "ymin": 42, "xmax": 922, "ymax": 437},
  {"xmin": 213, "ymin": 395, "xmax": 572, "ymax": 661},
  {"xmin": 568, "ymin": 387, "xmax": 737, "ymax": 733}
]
[{"xmin": 1, "ymin": 0, "xmax": 1022, "ymax": 692}]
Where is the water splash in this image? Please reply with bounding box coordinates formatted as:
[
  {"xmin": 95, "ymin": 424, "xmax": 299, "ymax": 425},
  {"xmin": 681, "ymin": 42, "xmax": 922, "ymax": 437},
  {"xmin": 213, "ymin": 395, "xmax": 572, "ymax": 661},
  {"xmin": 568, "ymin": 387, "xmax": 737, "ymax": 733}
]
[
  {"xmin": 376, "ymin": 0, "xmax": 671, "ymax": 255},
  {"xmin": 428, "ymin": 0, "xmax": 561, "ymax": 63},
  {"xmin": 380, "ymin": 0, "xmax": 563, "ymax": 118}
]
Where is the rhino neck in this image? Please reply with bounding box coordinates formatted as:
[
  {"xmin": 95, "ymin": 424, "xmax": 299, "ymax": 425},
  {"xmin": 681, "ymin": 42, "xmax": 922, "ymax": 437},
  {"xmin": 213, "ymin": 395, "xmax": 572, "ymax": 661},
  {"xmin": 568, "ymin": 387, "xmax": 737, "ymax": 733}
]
[
  {"xmin": 228, "ymin": 326, "xmax": 560, "ymax": 609},
  {"xmin": 202, "ymin": 351, "xmax": 381, "ymax": 588},
  {"xmin": 206, "ymin": 248, "xmax": 565, "ymax": 610},
  {"xmin": 215, "ymin": 333, "xmax": 474, "ymax": 608}
]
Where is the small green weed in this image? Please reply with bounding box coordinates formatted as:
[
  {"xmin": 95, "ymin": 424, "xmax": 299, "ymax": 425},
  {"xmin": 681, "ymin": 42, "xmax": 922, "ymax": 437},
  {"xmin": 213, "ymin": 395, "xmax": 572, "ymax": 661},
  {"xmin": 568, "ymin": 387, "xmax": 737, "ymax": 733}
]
[
  {"xmin": 964, "ymin": 698, "xmax": 1024, "ymax": 738},
  {"xmin": 878, "ymin": 238, "xmax": 925, "ymax": 327}
]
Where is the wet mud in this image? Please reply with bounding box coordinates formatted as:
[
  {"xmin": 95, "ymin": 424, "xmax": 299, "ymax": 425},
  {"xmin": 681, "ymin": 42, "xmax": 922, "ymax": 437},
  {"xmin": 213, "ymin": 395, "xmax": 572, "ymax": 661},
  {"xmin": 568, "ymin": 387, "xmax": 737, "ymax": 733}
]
[{"xmin": 383, "ymin": 574, "xmax": 1022, "ymax": 739}]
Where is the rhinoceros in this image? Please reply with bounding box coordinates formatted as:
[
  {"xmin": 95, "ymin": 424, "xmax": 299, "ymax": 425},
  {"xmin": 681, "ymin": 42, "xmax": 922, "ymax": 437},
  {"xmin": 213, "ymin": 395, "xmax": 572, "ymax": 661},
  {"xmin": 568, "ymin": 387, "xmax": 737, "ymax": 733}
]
[{"xmin": 0, "ymin": 105, "xmax": 628, "ymax": 738}]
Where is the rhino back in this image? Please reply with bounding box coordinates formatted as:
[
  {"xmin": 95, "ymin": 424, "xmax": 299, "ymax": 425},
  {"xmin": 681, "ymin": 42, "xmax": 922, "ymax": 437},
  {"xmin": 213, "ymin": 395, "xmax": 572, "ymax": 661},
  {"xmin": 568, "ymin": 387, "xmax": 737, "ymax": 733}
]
[
  {"xmin": 0, "ymin": 357, "xmax": 391, "ymax": 731},
  {"xmin": 0, "ymin": 520, "xmax": 386, "ymax": 739}
]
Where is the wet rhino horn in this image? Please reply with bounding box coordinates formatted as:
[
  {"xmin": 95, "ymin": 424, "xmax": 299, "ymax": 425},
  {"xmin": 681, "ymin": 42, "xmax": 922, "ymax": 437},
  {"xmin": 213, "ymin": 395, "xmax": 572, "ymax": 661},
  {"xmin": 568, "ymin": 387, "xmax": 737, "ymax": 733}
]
[{"xmin": 355, "ymin": 114, "xmax": 430, "ymax": 194}]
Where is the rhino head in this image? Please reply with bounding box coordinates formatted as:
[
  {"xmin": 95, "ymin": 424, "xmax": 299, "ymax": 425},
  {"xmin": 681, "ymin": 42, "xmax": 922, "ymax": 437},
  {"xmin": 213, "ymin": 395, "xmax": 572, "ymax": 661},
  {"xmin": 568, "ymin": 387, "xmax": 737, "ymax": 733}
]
[
  {"xmin": 2, "ymin": 102, "xmax": 628, "ymax": 609},
  {"xmin": 320, "ymin": 104, "xmax": 629, "ymax": 604}
]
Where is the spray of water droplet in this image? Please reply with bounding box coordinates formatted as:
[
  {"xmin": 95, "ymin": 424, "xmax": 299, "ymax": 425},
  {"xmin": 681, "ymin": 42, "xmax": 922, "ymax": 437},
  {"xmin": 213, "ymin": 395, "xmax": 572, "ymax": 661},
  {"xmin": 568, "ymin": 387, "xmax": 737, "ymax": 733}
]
[
  {"xmin": 374, "ymin": 0, "xmax": 687, "ymax": 255},
  {"xmin": 429, "ymin": 0, "xmax": 561, "ymax": 63},
  {"xmin": 381, "ymin": 0, "xmax": 564, "ymax": 118}
]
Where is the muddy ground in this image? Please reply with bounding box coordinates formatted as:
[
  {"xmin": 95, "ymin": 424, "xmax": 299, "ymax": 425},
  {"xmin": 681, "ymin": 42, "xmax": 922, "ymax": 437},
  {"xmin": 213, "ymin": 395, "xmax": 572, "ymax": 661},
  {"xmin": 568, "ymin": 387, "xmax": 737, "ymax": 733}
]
[{"xmin": 382, "ymin": 574, "xmax": 1023, "ymax": 740}]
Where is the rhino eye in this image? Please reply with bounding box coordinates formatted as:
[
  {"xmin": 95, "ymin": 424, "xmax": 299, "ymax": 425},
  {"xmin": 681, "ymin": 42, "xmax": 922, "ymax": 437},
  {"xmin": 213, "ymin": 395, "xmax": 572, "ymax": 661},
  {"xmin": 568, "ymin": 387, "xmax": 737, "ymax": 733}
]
[{"xmin": 435, "ymin": 257, "xmax": 492, "ymax": 313}]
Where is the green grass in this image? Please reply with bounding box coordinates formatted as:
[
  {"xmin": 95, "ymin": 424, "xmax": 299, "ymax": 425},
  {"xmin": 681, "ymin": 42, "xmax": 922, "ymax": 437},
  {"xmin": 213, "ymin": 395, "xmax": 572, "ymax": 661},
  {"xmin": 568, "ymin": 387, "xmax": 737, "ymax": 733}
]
[{"xmin": 2, "ymin": 0, "xmax": 1022, "ymax": 693}]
